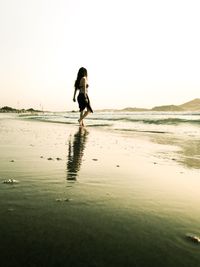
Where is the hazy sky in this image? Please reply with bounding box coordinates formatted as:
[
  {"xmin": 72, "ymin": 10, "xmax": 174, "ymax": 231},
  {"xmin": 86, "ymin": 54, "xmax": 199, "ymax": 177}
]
[{"xmin": 0, "ymin": 0, "xmax": 199, "ymax": 111}]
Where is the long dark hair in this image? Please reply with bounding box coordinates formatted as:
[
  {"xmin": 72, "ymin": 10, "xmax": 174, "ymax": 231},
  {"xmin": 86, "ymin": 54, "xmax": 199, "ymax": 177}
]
[{"xmin": 74, "ymin": 67, "xmax": 88, "ymax": 89}]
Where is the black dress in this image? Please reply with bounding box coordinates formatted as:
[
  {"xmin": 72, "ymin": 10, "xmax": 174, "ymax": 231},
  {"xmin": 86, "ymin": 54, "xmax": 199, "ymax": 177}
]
[{"xmin": 77, "ymin": 93, "xmax": 93, "ymax": 113}]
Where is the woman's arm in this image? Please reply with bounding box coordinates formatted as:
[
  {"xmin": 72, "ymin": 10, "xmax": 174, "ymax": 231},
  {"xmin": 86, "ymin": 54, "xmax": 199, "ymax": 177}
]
[{"xmin": 73, "ymin": 88, "xmax": 77, "ymax": 102}]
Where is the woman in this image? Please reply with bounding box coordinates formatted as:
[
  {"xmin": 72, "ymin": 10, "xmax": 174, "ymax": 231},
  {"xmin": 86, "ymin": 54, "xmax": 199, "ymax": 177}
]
[{"xmin": 73, "ymin": 67, "xmax": 93, "ymax": 127}]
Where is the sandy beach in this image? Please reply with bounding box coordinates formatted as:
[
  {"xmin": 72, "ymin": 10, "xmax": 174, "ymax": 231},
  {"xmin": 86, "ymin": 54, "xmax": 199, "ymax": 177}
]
[{"xmin": 0, "ymin": 114, "xmax": 200, "ymax": 267}]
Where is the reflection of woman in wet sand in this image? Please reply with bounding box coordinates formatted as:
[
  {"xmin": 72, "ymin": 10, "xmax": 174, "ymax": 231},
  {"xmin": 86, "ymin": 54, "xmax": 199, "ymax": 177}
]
[
  {"xmin": 67, "ymin": 127, "xmax": 89, "ymax": 181},
  {"xmin": 73, "ymin": 67, "xmax": 93, "ymax": 127}
]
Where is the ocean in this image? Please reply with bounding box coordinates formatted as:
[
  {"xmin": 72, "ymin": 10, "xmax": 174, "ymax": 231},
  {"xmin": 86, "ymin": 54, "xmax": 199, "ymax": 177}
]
[{"xmin": 20, "ymin": 110, "xmax": 200, "ymax": 136}]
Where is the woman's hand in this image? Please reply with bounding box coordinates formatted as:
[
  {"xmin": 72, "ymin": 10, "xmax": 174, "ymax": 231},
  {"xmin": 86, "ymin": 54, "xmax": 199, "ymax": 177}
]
[{"xmin": 73, "ymin": 97, "xmax": 76, "ymax": 102}]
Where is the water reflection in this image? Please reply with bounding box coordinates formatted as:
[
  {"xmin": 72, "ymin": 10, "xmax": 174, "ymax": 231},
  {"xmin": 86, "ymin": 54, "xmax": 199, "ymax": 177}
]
[{"xmin": 66, "ymin": 127, "xmax": 89, "ymax": 181}]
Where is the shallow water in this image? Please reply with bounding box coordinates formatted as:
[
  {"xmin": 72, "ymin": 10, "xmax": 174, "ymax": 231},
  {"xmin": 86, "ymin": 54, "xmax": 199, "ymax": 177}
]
[
  {"xmin": 19, "ymin": 110, "xmax": 200, "ymax": 135},
  {"xmin": 20, "ymin": 111, "xmax": 200, "ymax": 169},
  {"xmin": 0, "ymin": 115, "xmax": 200, "ymax": 267}
]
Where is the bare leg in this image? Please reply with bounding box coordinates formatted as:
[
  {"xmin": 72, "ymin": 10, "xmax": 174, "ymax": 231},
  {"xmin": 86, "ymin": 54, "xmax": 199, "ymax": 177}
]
[
  {"xmin": 82, "ymin": 110, "xmax": 90, "ymax": 120},
  {"xmin": 78, "ymin": 111, "xmax": 84, "ymax": 126},
  {"xmin": 79, "ymin": 109, "xmax": 90, "ymax": 126}
]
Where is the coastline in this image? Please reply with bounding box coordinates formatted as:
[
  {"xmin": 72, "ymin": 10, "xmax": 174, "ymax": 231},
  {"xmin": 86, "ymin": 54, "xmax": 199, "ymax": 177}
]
[{"xmin": 0, "ymin": 114, "xmax": 200, "ymax": 267}]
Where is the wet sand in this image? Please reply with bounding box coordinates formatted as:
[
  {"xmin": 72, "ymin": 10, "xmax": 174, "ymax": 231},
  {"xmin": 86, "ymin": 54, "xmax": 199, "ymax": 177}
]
[{"xmin": 0, "ymin": 115, "xmax": 200, "ymax": 267}]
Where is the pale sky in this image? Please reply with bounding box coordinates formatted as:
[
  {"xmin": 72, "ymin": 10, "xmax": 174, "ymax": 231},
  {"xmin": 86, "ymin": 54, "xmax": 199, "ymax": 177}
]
[{"xmin": 0, "ymin": 0, "xmax": 199, "ymax": 111}]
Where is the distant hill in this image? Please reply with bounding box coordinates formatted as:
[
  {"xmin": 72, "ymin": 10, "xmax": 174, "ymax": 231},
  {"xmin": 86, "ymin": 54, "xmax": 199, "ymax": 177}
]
[
  {"xmin": 152, "ymin": 98, "xmax": 200, "ymax": 112},
  {"xmin": 0, "ymin": 106, "xmax": 17, "ymax": 112},
  {"xmin": 179, "ymin": 98, "xmax": 200, "ymax": 111},
  {"xmin": 96, "ymin": 107, "xmax": 149, "ymax": 112},
  {"xmin": 120, "ymin": 98, "xmax": 200, "ymax": 112},
  {"xmin": 87, "ymin": 99, "xmax": 200, "ymax": 112},
  {"xmin": 121, "ymin": 107, "xmax": 149, "ymax": 112},
  {"xmin": 0, "ymin": 106, "xmax": 42, "ymax": 113},
  {"xmin": 152, "ymin": 105, "xmax": 184, "ymax": 112}
]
